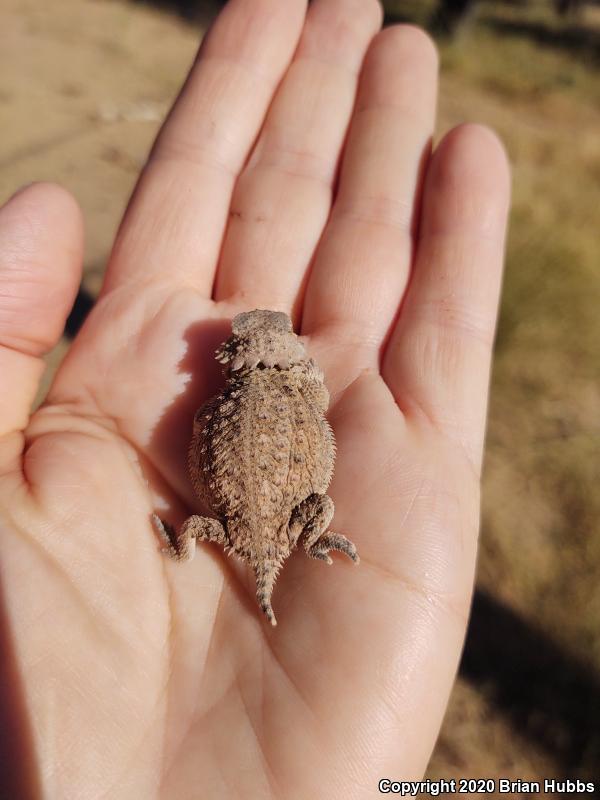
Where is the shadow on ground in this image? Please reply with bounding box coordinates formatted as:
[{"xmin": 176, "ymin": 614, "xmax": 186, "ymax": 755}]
[
  {"xmin": 462, "ymin": 590, "xmax": 600, "ymax": 779},
  {"xmin": 133, "ymin": 0, "xmax": 425, "ymax": 30},
  {"xmin": 129, "ymin": 0, "xmax": 224, "ymax": 24},
  {"xmin": 484, "ymin": 16, "xmax": 600, "ymax": 65},
  {"xmin": 65, "ymin": 285, "xmax": 97, "ymax": 339}
]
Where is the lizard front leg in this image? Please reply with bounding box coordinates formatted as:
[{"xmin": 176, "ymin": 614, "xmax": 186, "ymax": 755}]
[
  {"xmin": 288, "ymin": 494, "xmax": 360, "ymax": 565},
  {"xmin": 152, "ymin": 514, "xmax": 229, "ymax": 561}
]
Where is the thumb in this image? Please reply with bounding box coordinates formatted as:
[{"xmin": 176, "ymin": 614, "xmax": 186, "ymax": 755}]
[{"xmin": 0, "ymin": 183, "xmax": 83, "ymax": 452}]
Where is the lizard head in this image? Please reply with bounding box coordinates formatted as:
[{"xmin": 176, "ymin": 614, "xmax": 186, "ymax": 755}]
[{"xmin": 215, "ymin": 309, "xmax": 307, "ymax": 372}]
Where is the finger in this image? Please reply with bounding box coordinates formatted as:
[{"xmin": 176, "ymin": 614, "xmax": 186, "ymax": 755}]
[
  {"xmin": 383, "ymin": 124, "xmax": 511, "ymax": 470},
  {"xmin": 213, "ymin": 0, "xmax": 383, "ymax": 309},
  {"xmin": 302, "ymin": 26, "xmax": 438, "ymax": 372},
  {"xmin": 103, "ymin": 0, "xmax": 308, "ymax": 296},
  {"xmin": 0, "ymin": 184, "xmax": 83, "ymax": 456}
]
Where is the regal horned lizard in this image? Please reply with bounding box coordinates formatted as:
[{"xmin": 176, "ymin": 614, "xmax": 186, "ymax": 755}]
[{"xmin": 153, "ymin": 309, "xmax": 359, "ymax": 626}]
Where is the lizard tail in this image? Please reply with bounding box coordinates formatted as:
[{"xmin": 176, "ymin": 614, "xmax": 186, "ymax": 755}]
[{"xmin": 254, "ymin": 560, "xmax": 280, "ymax": 627}]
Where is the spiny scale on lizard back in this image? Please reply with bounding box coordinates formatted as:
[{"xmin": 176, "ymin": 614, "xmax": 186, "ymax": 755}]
[{"xmin": 189, "ymin": 364, "xmax": 335, "ymax": 530}]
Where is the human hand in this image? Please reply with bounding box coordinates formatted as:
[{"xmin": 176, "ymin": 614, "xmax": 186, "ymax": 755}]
[{"xmin": 0, "ymin": 0, "xmax": 509, "ymax": 797}]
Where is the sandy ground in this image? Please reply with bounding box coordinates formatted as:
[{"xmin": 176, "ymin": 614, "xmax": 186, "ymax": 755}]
[{"xmin": 2, "ymin": 0, "xmax": 206, "ymax": 397}]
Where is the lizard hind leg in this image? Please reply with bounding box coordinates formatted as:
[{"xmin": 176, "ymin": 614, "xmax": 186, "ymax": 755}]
[
  {"xmin": 289, "ymin": 494, "xmax": 360, "ymax": 566},
  {"xmin": 152, "ymin": 514, "xmax": 228, "ymax": 562}
]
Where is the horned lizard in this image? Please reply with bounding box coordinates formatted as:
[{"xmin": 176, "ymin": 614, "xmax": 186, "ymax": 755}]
[{"xmin": 153, "ymin": 309, "xmax": 359, "ymax": 626}]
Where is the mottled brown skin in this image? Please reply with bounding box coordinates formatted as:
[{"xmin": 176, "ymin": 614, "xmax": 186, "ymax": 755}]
[{"xmin": 153, "ymin": 309, "xmax": 359, "ymax": 625}]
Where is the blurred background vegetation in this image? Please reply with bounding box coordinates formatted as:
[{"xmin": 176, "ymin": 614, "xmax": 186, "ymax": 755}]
[{"xmin": 2, "ymin": 0, "xmax": 599, "ymax": 791}]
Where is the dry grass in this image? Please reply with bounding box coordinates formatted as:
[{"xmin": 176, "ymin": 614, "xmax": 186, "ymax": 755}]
[{"xmin": 405, "ymin": 0, "xmax": 600, "ymax": 783}]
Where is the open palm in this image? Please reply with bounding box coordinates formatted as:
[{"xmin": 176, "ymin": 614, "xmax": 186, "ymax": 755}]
[{"xmin": 0, "ymin": 1, "xmax": 509, "ymax": 797}]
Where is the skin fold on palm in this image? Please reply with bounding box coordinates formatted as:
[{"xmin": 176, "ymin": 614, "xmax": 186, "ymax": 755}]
[{"xmin": 0, "ymin": 0, "xmax": 509, "ymax": 797}]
